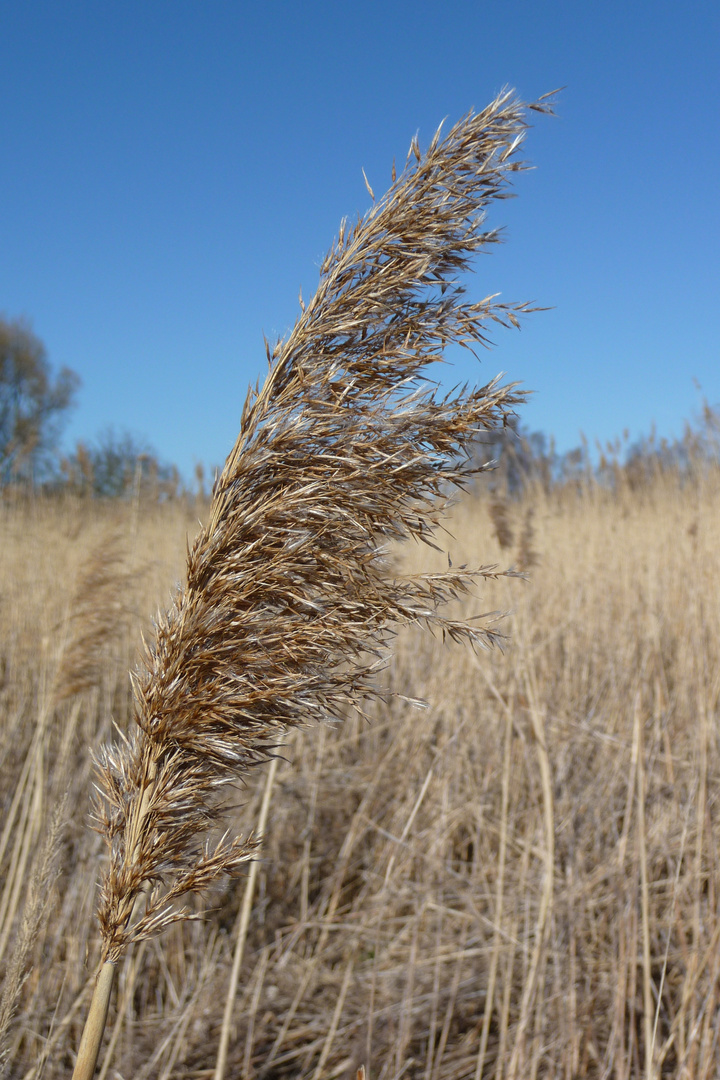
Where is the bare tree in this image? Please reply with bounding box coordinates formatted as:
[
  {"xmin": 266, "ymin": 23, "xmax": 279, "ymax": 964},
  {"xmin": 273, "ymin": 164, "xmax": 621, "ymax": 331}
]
[
  {"xmin": 0, "ymin": 315, "xmax": 80, "ymax": 484},
  {"xmin": 63, "ymin": 428, "xmax": 179, "ymax": 499}
]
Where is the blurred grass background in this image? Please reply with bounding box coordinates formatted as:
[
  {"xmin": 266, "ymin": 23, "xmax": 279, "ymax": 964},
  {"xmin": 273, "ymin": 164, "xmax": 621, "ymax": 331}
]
[{"xmin": 1, "ymin": 424, "xmax": 719, "ymax": 1079}]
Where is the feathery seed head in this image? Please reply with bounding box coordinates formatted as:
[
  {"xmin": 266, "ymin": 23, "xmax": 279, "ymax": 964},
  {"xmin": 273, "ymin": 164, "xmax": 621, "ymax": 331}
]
[{"xmin": 93, "ymin": 88, "xmax": 556, "ymax": 962}]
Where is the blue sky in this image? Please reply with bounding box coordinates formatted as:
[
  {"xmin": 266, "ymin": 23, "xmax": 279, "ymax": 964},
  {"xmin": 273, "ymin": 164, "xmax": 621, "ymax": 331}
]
[{"xmin": 1, "ymin": 1, "xmax": 718, "ymax": 479}]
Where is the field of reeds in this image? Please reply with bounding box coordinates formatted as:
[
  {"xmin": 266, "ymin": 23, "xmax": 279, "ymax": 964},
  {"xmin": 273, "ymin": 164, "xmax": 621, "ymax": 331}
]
[{"xmin": 1, "ymin": 449, "xmax": 719, "ymax": 1079}]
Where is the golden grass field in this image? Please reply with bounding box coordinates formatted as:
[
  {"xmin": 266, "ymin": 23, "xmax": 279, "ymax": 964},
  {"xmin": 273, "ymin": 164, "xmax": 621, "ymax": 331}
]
[{"xmin": 1, "ymin": 457, "xmax": 718, "ymax": 1080}]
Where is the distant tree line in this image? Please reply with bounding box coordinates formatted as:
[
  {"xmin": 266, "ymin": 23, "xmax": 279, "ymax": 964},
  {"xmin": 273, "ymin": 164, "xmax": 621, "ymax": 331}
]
[
  {"xmin": 2, "ymin": 313, "xmax": 718, "ymax": 499},
  {"xmin": 60, "ymin": 430, "xmax": 182, "ymax": 500},
  {"xmin": 471, "ymin": 402, "xmax": 720, "ymax": 496},
  {"xmin": 0, "ymin": 315, "xmax": 183, "ymax": 498}
]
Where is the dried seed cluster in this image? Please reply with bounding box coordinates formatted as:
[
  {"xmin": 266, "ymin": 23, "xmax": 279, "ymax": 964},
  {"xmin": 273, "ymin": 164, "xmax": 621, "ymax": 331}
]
[{"xmin": 93, "ymin": 88, "xmax": 554, "ymax": 963}]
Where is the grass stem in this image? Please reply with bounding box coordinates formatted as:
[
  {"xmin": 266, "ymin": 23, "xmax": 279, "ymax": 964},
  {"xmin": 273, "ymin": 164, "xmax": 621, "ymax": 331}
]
[{"xmin": 71, "ymin": 962, "xmax": 116, "ymax": 1080}]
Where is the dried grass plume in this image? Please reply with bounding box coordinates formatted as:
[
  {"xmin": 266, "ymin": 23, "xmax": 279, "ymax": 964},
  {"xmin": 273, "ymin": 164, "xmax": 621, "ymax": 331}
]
[
  {"xmin": 94, "ymin": 85, "xmax": 555, "ymax": 962},
  {"xmin": 75, "ymin": 83, "xmax": 556, "ymax": 1080}
]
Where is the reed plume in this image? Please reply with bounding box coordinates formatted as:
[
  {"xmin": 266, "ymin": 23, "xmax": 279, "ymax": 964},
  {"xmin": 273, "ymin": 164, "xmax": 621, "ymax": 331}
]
[
  {"xmin": 73, "ymin": 87, "xmax": 554, "ymax": 1078},
  {"xmin": 489, "ymin": 493, "xmax": 515, "ymax": 551}
]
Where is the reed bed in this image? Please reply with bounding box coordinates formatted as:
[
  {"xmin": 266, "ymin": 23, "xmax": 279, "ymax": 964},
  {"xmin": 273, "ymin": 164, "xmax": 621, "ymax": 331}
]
[{"xmin": 0, "ymin": 456, "xmax": 719, "ymax": 1079}]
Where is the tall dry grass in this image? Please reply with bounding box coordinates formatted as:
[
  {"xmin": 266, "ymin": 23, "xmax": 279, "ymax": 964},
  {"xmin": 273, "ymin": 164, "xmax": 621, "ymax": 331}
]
[
  {"xmin": 0, "ymin": 452, "xmax": 719, "ymax": 1078},
  {"xmin": 63, "ymin": 89, "xmax": 556, "ymax": 1078}
]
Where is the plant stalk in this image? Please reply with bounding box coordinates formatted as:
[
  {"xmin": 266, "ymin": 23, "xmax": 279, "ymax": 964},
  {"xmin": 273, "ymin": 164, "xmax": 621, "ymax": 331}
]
[{"xmin": 71, "ymin": 962, "xmax": 116, "ymax": 1080}]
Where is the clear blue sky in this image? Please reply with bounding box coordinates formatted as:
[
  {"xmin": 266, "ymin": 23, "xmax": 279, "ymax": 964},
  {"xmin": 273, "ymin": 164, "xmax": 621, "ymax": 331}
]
[{"xmin": 1, "ymin": 1, "xmax": 718, "ymax": 479}]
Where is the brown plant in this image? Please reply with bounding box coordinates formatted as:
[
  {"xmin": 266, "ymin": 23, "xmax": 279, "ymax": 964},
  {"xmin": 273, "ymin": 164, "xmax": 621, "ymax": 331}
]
[
  {"xmin": 52, "ymin": 529, "xmax": 131, "ymax": 707},
  {"xmin": 72, "ymin": 87, "xmax": 555, "ymax": 1078},
  {"xmin": 516, "ymin": 505, "xmax": 539, "ymax": 571},
  {"xmin": 490, "ymin": 493, "xmax": 515, "ymax": 550}
]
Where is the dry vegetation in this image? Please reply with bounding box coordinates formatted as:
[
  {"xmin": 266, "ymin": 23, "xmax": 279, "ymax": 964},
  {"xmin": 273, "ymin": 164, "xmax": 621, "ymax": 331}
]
[
  {"xmin": 2, "ymin": 89, "xmax": 718, "ymax": 1079},
  {"xmin": 0, "ymin": 451, "xmax": 719, "ymax": 1079}
]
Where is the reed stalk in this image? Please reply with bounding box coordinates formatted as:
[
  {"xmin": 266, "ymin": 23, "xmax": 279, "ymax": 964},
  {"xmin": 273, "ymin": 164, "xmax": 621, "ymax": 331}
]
[{"xmin": 71, "ymin": 87, "xmax": 554, "ymax": 1076}]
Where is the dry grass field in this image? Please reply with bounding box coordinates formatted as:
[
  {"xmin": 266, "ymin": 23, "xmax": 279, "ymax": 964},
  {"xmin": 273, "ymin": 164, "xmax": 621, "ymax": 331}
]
[{"xmin": 1, "ymin": 453, "xmax": 719, "ymax": 1079}]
